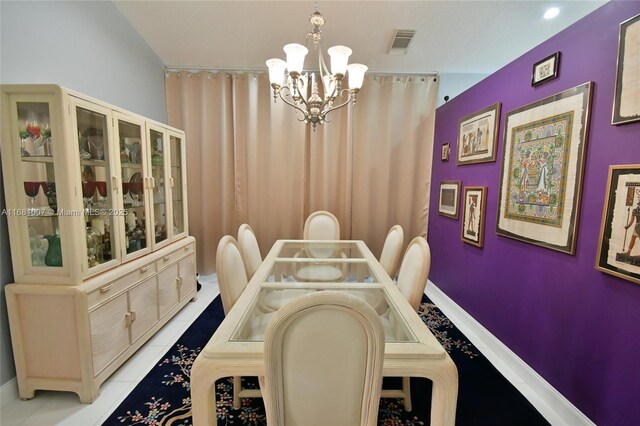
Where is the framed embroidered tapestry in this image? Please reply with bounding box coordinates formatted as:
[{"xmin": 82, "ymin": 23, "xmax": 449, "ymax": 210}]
[
  {"xmin": 612, "ymin": 13, "xmax": 640, "ymax": 125},
  {"xmin": 596, "ymin": 165, "xmax": 640, "ymax": 285},
  {"xmin": 438, "ymin": 181, "xmax": 461, "ymax": 219},
  {"xmin": 496, "ymin": 82, "xmax": 593, "ymax": 254},
  {"xmin": 461, "ymin": 186, "xmax": 487, "ymax": 247},
  {"xmin": 456, "ymin": 102, "xmax": 501, "ymax": 165}
]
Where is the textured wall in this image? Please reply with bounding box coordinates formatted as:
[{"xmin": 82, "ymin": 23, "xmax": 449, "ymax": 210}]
[
  {"xmin": 430, "ymin": 1, "xmax": 640, "ymax": 425},
  {"xmin": 0, "ymin": 1, "xmax": 166, "ymax": 386}
]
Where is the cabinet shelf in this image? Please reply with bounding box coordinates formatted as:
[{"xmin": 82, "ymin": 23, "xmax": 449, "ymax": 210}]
[
  {"xmin": 80, "ymin": 159, "xmax": 107, "ymax": 167},
  {"xmin": 121, "ymin": 163, "xmax": 143, "ymax": 170},
  {"xmin": 21, "ymin": 155, "xmax": 54, "ymax": 164}
]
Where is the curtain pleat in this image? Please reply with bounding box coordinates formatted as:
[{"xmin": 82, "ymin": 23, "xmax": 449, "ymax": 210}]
[{"xmin": 166, "ymin": 71, "xmax": 438, "ymax": 273}]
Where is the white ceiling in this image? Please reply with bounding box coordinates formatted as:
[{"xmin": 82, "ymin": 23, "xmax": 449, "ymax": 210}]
[{"xmin": 113, "ymin": 0, "xmax": 607, "ymax": 75}]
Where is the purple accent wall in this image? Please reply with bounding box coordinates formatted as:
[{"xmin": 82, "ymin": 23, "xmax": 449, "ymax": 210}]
[{"xmin": 430, "ymin": 2, "xmax": 640, "ymax": 425}]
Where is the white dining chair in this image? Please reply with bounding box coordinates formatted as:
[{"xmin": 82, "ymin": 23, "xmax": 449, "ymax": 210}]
[
  {"xmin": 216, "ymin": 235, "xmax": 262, "ymax": 408},
  {"xmin": 379, "ymin": 224, "xmax": 404, "ymax": 278},
  {"xmin": 380, "ymin": 236, "xmax": 431, "ymax": 411},
  {"xmin": 303, "ymin": 210, "xmax": 340, "ymax": 241},
  {"xmin": 237, "ymin": 223, "xmax": 262, "ymax": 279},
  {"xmin": 262, "ymin": 292, "xmax": 385, "ymax": 426}
]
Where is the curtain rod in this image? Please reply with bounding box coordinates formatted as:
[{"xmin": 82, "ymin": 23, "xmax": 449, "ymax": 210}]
[{"xmin": 164, "ymin": 66, "xmax": 438, "ymax": 77}]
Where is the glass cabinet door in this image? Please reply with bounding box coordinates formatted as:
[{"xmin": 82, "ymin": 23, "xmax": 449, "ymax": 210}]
[
  {"xmin": 115, "ymin": 114, "xmax": 151, "ymax": 260},
  {"xmin": 14, "ymin": 99, "xmax": 64, "ymax": 270},
  {"xmin": 169, "ymin": 131, "xmax": 187, "ymax": 239},
  {"xmin": 73, "ymin": 100, "xmax": 120, "ymax": 272},
  {"xmin": 147, "ymin": 126, "xmax": 169, "ymax": 248}
]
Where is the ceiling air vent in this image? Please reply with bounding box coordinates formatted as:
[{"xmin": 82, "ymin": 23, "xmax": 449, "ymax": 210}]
[{"xmin": 388, "ymin": 29, "xmax": 416, "ymax": 54}]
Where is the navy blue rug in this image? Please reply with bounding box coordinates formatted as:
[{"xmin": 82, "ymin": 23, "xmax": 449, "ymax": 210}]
[{"xmin": 103, "ymin": 295, "xmax": 549, "ymax": 425}]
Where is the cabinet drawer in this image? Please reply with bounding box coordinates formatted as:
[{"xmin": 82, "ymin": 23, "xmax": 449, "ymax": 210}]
[
  {"xmin": 87, "ymin": 261, "xmax": 156, "ymax": 308},
  {"xmin": 156, "ymin": 243, "xmax": 194, "ymax": 271}
]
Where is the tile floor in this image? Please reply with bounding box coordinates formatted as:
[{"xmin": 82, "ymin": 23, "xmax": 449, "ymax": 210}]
[{"xmin": 1, "ymin": 274, "xmax": 220, "ymax": 426}]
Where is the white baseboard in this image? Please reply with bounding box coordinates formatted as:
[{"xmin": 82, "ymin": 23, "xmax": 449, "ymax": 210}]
[
  {"xmin": 0, "ymin": 377, "xmax": 18, "ymax": 408},
  {"xmin": 425, "ymin": 280, "xmax": 595, "ymax": 426}
]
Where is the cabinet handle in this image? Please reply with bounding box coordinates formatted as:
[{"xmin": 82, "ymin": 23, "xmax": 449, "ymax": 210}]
[
  {"xmin": 140, "ymin": 266, "xmax": 149, "ymax": 273},
  {"xmin": 184, "ymin": 246, "xmax": 190, "ymax": 251},
  {"xmin": 99, "ymin": 284, "xmax": 113, "ymax": 293},
  {"xmin": 150, "ymin": 177, "xmax": 156, "ymax": 188},
  {"xmin": 169, "ymin": 177, "xmax": 175, "ymax": 188},
  {"xmin": 176, "ymin": 277, "xmax": 182, "ymax": 288},
  {"xmin": 125, "ymin": 311, "xmax": 136, "ymax": 327},
  {"xmin": 163, "ymin": 255, "xmax": 171, "ymax": 261}
]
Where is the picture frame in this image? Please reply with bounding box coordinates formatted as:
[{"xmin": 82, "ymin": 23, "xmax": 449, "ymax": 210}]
[
  {"xmin": 596, "ymin": 164, "xmax": 640, "ymax": 285},
  {"xmin": 612, "ymin": 13, "xmax": 640, "ymax": 125},
  {"xmin": 441, "ymin": 143, "xmax": 450, "ymax": 162},
  {"xmin": 496, "ymin": 82, "xmax": 593, "ymax": 254},
  {"xmin": 438, "ymin": 180, "xmax": 461, "ymax": 219},
  {"xmin": 461, "ymin": 186, "xmax": 487, "ymax": 247},
  {"xmin": 531, "ymin": 52, "xmax": 560, "ymax": 87},
  {"xmin": 456, "ymin": 102, "xmax": 501, "ymax": 165}
]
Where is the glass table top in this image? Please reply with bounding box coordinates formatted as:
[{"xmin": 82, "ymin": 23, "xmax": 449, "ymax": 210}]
[
  {"xmin": 276, "ymin": 240, "xmax": 364, "ymax": 259},
  {"xmin": 230, "ymin": 287, "xmax": 417, "ymax": 343}
]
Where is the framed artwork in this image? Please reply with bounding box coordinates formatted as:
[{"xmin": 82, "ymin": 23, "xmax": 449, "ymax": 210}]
[
  {"xmin": 461, "ymin": 186, "xmax": 487, "ymax": 247},
  {"xmin": 532, "ymin": 52, "xmax": 560, "ymax": 86},
  {"xmin": 456, "ymin": 102, "xmax": 501, "ymax": 165},
  {"xmin": 496, "ymin": 82, "xmax": 593, "ymax": 254},
  {"xmin": 438, "ymin": 180, "xmax": 461, "ymax": 219},
  {"xmin": 612, "ymin": 13, "xmax": 640, "ymax": 125},
  {"xmin": 441, "ymin": 143, "xmax": 450, "ymax": 161},
  {"xmin": 596, "ymin": 164, "xmax": 640, "ymax": 285}
]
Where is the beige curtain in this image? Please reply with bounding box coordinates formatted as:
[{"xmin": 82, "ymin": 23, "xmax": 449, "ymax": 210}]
[{"xmin": 166, "ymin": 71, "xmax": 438, "ymax": 274}]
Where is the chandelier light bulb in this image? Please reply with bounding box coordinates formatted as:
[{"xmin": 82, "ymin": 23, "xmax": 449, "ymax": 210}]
[
  {"xmin": 283, "ymin": 43, "xmax": 308, "ymax": 74},
  {"xmin": 327, "ymin": 45, "xmax": 352, "ymax": 76},
  {"xmin": 266, "ymin": 58, "xmax": 287, "ymax": 86},
  {"xmin": 347, "ymin": 64, "xmax": 368, "ymax": 90}
]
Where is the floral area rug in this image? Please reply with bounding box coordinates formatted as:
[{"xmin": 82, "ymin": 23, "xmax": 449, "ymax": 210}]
[{"xmin": 103, "ymin": 295, "xmax": 549, "ymax": 425}]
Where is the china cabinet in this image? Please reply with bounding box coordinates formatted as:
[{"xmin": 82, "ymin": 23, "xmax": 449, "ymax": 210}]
[{"xmin": 1, "ymin": 85, "xmax": 196, "ymax": 403}]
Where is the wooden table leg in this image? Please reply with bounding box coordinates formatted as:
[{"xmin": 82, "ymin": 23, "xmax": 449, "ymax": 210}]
[
  {"xmin": 421, "ymin": 355, "xmax": 459, "ymax": 426},
  {"xmin": 191, "ymin": 356, "xmax": 228, "ymax": 425}
]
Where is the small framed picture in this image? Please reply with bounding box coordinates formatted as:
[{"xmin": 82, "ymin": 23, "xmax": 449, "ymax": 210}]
[
  {"xmin": 596, "ymin": 164, "xmax": 640, "ymax": 285},
  {"xmin": 612, "ymin": 13, "xmax": 640, "ymax": 125},
  {"xmin": 438, "ymin": 180, "xmax": 461, "ymax": 219},
  {"xmin": 461, "ymin": 186, "xmax": 487, "ymax": 247},
  {"xmin": 456, "ymin": 102, "xmax": 501, "ymax": 165},
  {"xmin": 441, "ymin": 143, "xmax": 450, "ymax": 161},
  {"xmin": 532, "ymin": 52, "xmax": 560, "ymax": 86}
]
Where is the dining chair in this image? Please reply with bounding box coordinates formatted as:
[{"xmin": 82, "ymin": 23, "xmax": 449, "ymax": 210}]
[
  {"xmin": 216, "ymin": 235, "xmax": 262, "ymax": 408},
  {"xmin": 379, "ymin": 224, "xmax": 404, "ymax": 278},
  {"xmin": 380, "ymin": 236, "xmax": 431, "ymax": 411},
  {"xmin": 303, "ymin": 210, "xmax": 340, "ymax": 241},
  {"xmin": 262, "ymin": 292, "xmax": 385, "ymax": 426},
  {"xmin": 237, "ymin": 223, "xmax": 262, "ymax": 279}
]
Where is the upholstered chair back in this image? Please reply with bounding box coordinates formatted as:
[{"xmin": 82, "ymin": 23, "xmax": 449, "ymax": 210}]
[
  {"xmin": 263, "ymin": 292, "xmax": 384, "ymax": 426},
  {"xmin": 237, "ymin": 224, "xmax": 262, "ymax": 279},
  {"xmin": 396, "ymin": 237, "xmax": 431, "ymax": 311},
  {"xmin": 303, "ymin": 211, "xmax": 341, "ymax": 258},
  {"xmin": 216, "ymin": 235, "xmax": 249, "ymax": 315},
  {"xmin": 379, "ymin": 225, "xmax": 404, "ymax": 278}
]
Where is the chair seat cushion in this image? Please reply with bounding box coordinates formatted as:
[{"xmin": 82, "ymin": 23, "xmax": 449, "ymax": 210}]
[
  {"xmin": 262, "ymin": 289, "xmax": 315, "ymax": 310},
  {"xmin": 294, "ymin": 265, "xmax": 344, "ymax": 282}
]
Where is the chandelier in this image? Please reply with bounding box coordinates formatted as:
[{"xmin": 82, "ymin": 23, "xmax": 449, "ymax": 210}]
[{"xmin": 266, "ymin": 4, "xmax": 367, "ymax": 129}]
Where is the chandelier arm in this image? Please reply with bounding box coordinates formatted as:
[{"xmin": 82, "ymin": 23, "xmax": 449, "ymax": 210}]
[
  {"xmin": 320, "ymin": 89, "xmax": 353, "ymax": 118},
  {"xmin": 318, "ymin": 82, "xmax": 340, "ymax": 112},
  {"xmin": 292, "ymin": 78, "xmax": 313, "ymax": 112},
  {"xmin": 278, "ymin": 86, "xmax": 311, "ymax": 121}
]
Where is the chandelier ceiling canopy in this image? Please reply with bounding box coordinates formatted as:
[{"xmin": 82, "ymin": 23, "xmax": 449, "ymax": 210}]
[{"xmin": 266, "ymin": 3, "xmax": 367, "ymax": 129}]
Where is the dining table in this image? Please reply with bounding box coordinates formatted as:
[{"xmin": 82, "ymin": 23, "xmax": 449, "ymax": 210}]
[{"xmin": 190, "ymin": 240, "xmax": 458, "ymax": 425}]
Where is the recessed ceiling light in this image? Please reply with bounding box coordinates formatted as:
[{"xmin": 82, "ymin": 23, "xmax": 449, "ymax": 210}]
[{"xmin": 544, "ymin": 7, "xmax": 560, "ymax": 20}]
